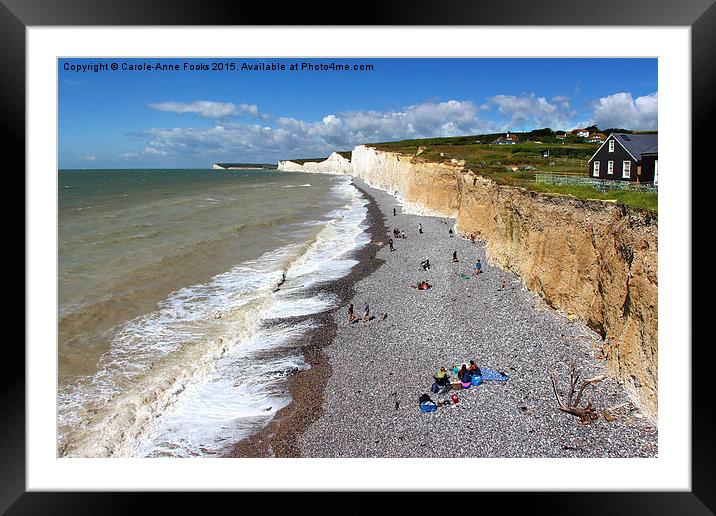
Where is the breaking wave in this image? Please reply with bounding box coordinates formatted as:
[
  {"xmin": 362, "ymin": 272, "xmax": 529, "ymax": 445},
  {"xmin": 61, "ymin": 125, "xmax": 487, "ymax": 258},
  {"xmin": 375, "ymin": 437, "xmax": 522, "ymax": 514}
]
[{"xmin": 58, "ymin": 177, "xmax": 369, "ymax": 457}]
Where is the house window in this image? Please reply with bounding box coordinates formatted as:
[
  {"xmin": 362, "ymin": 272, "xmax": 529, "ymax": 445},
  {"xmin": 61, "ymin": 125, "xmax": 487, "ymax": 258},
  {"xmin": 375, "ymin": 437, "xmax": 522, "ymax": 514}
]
[
  {"xmin": 608, "ymin": 140, "xmax": 614, "ymax": 152},
  {"xmin": 607, "ymin": 161, "xmax": 614, "ymax": 175},
  {"xmin": 622, "ymin": 161, "xmax": 631, "ymax": 178},
  {"xmin": 593, "ymin": 161, "xmax": 600, "ymax": 177}
]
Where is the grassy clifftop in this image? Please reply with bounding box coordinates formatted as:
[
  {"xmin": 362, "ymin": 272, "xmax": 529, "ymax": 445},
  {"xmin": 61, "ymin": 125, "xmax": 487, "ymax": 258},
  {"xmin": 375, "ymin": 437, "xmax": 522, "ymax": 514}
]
[{"xmin": 368, "ymin": 135, "xmax": 657, "ymax": 212}]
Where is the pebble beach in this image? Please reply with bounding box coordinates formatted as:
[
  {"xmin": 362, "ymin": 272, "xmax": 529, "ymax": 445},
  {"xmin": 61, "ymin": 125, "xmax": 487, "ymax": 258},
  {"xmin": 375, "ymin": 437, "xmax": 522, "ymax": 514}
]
[{"xmin": 233, "ymin": 177, "xmax": 658, "ymax": 458}]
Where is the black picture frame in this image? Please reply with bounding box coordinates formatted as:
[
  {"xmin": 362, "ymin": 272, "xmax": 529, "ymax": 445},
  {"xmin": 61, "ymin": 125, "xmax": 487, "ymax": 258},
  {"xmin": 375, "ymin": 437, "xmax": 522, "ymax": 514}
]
[{"xmin": 4, "ymin": 0, "xmax": 708, "ymax": 513}]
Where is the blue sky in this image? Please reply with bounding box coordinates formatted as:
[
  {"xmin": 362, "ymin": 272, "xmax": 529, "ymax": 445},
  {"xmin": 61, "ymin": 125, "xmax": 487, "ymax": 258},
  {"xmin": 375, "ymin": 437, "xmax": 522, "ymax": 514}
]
[{"xmin": 59, "ymin": 58, "xmax": 657, "ymax": 168}]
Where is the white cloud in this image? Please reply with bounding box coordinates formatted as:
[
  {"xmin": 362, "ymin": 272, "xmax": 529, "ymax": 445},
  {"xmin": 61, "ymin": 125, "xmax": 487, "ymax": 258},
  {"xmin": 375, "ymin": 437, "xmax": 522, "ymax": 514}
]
[
  {"xmin": 118, "ymin": 146, "xmax": 168, "ymax": 160},
  {"xmin": 79, "ymin": 154, "xmax": 97, "ymax": 161},
  {"xmin": 486, "ymin": 94, "xmax": 576, "ymax": 130},
  {"xmin": 590, "ymin": 92, "xmax": 658, "ymax": 130},
  {"xmin": 120, "ymin": 92, "xmax": 657, "ymax": 165},
  {"xmin": 551, "ymin": 95, "xmax": 570, "ymax": 109},
  {"xmin": 123, "ymin": 100, "xmax": 498, "ymax": 163},
  {"xmin": 142, "ymin": 146, "xmax": 167, "ymax": 156},
  {"xmin": 148, "ymin": 100, "xmax": 264, "ymax": 119}
]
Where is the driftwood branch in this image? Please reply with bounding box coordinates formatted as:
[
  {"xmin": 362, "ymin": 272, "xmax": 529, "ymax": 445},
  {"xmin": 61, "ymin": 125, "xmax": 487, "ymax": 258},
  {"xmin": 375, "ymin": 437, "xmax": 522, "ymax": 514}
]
[
  {"xmin": 549, "ymin": 372, "xmax": 565, "ymax": 409},
  {"xmin": 550, "ymin": 363, "xmax": 606, "ymax": 424}
]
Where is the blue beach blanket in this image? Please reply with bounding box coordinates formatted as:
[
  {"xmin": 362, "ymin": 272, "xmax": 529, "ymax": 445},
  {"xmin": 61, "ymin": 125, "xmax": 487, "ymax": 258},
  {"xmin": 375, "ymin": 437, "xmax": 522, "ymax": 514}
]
[
  {"xmin": 480, "ymin": 367, "xmax": 509, "ymax": 381},
  {"xmin": 420, "ymin": 401, "xmax": 437, "ymax": 413}
]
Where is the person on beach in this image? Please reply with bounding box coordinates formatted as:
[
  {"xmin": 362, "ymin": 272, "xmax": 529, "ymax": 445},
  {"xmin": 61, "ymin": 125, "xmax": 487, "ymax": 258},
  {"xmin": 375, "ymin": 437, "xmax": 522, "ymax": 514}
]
[
  {"xmin": 474, "ymin": 259, "xmax": 483, "ymax": 275},
  {"xmin": 363, "ymin": 302, "xmax": 370, "ymax": 322},
  {"xmin": 416, "ymin": 280, "xmax": 432, "ymax": 290},
  {"xmin": 458, "ymin": 364, "xmax": 471, "ymax": 382},
  {"xmin": 400, "ymin": 231, "xmax": 406, "ymax": 239},
  {"xmin": 469, "ymin": 360, "xmax": 481, "ymax": 377},
  {"xmin": 418, "ymin": 223, "xmax": 423, "ymax": 234},
  {"xmin": 273, "ymin": 272, "xmax": 287, "ymax": 292},
  {"xmin": 449, "ymin": 228, "xmax": 454, "ymax": 237},
  {"xmin": 393, "ymin": 207, "xmax": 396, "ymax": 216},
  {"xmin": 452, "ymin": 251, "xmax": 458, "ymax": 262},
  {"xmin": 347, "ymin": 303, "xmax": 356, "ymax": 324},
  {"xmin": 433, "ymin": 367, "xmax": 450, "ymax": 387},
  {"xmin": 470, "ymin": 234, "xmax": 476, "ymax": 243},
  {"xmin": 389, "ymin": 238, "xmax": 395, "ymax": 252},
  {"xmin": 421, "ymin": 259, "xmax": 430, "ymax": 271}
]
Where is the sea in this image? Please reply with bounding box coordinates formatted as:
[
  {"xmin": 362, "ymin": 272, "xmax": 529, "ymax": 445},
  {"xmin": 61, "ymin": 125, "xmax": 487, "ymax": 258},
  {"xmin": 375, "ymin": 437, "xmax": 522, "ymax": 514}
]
[{"xmin": 57, "ymin": 168, "xmax": 370, "ymax": 457}]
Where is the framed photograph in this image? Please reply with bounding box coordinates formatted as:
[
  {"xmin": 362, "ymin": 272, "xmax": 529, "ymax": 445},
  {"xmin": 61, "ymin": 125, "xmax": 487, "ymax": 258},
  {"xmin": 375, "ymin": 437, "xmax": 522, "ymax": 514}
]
[{"xmin": 7, "ymin": 0, "xmax": 709, "ymax": 512}]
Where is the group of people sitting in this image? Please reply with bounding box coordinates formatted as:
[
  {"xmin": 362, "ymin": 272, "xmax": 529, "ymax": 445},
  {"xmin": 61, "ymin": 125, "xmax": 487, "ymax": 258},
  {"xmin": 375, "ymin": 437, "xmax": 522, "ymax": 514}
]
[
  {"xmin": 433, "ymin": 360, "xmax": 482, "ymax": 387},
  {"xmin": 392, "ymin": 228, "xmax": 407, "ymax": 239}
]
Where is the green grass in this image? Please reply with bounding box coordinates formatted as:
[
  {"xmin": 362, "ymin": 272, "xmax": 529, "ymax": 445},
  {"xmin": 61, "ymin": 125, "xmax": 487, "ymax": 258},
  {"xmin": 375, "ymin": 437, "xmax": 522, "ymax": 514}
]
[
  {"xmin": 476, "ymin": 168, "xmax": 658, "ymax": 211},
  {"xmin": 285, "ymin": 133, "xmax": 658, "ymax": 213},
  {"xmin": 371, "ymin": 142, "xmax": 596, "ymax": 165},
  {"xmin": 528, "ymin": 183, "xmax": 658, "ymax": 211},
  {"xmin": 368, "ymin": 136, "xmax": 657, "ymax": 213}
]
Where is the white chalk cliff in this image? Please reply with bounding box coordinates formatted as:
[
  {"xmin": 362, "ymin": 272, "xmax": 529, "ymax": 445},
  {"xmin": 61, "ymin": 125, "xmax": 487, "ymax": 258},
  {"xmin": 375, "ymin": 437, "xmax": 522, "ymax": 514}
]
[{"xmin": 277, "ymin": 152, "xmax": 352, "ymax": 175}]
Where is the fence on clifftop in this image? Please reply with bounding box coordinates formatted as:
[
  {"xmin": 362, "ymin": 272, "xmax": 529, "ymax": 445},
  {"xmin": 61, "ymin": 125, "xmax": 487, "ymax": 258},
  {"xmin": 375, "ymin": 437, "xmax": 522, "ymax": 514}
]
[
  {"xmin": 545, "ymin": 156, "xmax": 588, "ymax": 168},
  {"xmin": 534, "ymin": 173, "xmax": 658, "ymax": 192}
]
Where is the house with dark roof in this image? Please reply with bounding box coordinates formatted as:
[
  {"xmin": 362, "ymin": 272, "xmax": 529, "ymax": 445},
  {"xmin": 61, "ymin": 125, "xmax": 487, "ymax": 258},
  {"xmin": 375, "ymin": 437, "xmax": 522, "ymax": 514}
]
[{"xmin": 587, "ymin": 133, "xmax": 658, "ymax": 183}]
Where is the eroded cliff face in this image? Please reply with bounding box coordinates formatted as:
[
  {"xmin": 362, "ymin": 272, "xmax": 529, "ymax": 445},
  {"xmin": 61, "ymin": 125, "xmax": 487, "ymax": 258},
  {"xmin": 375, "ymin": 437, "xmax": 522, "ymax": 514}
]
[
  {"xmin": 455, "ymin": 176, "xmax": 658, "ymax": 418},
  {"xmin": 277, "ymin": 152, "xmax": 352, "ymax": 175},
  {"xmin": 351, "ymin": 145, "xmax": 461, "ymax": 217},
  {"xmin": 277, "ymin": 145, "xmax": 659, "ymax": 417}
]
